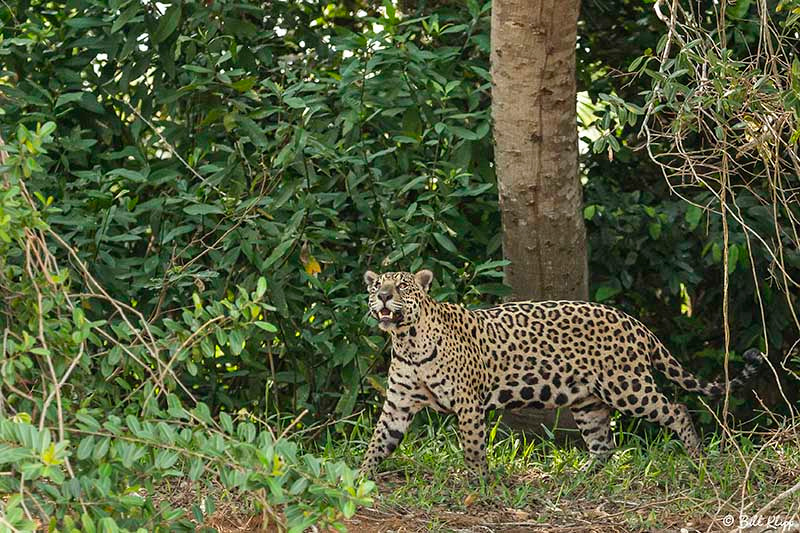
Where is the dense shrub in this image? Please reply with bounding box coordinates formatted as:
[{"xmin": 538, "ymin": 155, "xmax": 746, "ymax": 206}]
[
  {"xmin": 580, "ymin": 0, "xmax": 800, "ymax": 415},
  {"xmin": 0, "ymin": 124, "xmax": 373, "ymax": 531},
  {"xmin": 1, "ymin": 0, "xmax": 501, "ymax": 420}
]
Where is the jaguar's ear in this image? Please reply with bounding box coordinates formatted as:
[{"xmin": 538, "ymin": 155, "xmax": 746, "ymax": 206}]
[
  {"xmin": 364, "ymin": 270, "xmax": 378, "ymax": 286},
  {"xmin": 414, "ymin": 269, "xmax": 434, "ymax": 292}
]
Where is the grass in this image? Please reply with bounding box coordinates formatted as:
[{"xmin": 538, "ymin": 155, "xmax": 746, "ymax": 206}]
[{"xmin": 320, "ymin": 410, "xmax": 800, "ymax": 532}]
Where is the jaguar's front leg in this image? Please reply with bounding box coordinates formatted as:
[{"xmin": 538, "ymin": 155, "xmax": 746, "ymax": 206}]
[
  {"xmin": 360, "ymin": 390, "xmax": 421, "ymax": 477},
  {"xmin": 455, "ymin": 401, "xmax": 488, "ymax": 476}
]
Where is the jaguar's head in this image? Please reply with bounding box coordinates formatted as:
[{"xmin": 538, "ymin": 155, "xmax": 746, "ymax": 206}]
[{"xmin": 364, "ymin": 269, "xmax": 434, "ymax": 332}]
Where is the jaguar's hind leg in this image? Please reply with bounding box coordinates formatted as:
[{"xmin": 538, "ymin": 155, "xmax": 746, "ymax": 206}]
[
  {"xmin": 600, "ymin": 377, "xmax": 701, "ymax": 457},
  {"xmin": 571, "ymin": 399, "xmax": 615, "ymax": 462}
]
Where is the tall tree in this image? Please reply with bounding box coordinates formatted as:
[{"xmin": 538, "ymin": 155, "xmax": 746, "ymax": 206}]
[{"xmin": 491, "ymin": 0, "xmax": 588, "ymax": 302}]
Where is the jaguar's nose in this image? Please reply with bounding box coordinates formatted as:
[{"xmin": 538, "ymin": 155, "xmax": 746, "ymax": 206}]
[{"xmin": 378, "ymin": 288, "xmax": 392, "ymax": 303}]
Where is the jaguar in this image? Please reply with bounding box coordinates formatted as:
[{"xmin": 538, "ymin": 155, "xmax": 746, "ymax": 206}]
[{"xmin": 360, "ymin": 268, "xmax": 762, "ymax": 476}]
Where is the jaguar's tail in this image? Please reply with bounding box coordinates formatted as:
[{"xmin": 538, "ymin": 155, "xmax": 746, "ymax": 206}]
[{"xmin": 650, "ymin": 340, "xmax": 763, "ymax": 397}]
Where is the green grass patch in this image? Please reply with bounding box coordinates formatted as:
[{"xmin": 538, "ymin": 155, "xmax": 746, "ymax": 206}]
[{"xmin": 319, "ymin": 411, "xmax": 800, "ymax": 531}]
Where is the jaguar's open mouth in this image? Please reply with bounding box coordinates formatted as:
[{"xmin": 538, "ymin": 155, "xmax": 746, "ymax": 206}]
[{"xmin": 376, "ymin": 307, "xmax": 402, "ymax": 326}]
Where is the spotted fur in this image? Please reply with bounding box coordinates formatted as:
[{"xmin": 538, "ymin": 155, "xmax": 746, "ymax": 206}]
[{"xmin": 360, "ymin": 269, "xmax": 763, "ymax": 476}]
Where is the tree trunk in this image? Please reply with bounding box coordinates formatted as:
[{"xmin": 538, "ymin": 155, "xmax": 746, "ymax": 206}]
[
  {"xmin": 491, "ymin": 0, "xmax": 587, "ymax": 435},
  {"xmin": 491, "ymin": 0, "xmax": 588, "ymax": 302}
]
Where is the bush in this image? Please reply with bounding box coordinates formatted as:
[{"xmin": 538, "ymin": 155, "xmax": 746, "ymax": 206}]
[
  {"xmin": 581, "ymin": 0, "xmax": 799, "ymax": 413},
  {"xmin": 0, "ymin": 0, "xmax": 501, "ymax": 421},
  {"xmin": 0, "ymin": 124, "xmax": 373, "ymax": 531}
]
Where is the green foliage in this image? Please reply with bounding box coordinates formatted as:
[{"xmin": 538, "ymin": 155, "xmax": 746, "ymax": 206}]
[
  {"xmin": 0, "ymin": 0, "xmax": 500, "ymax": 420},
  {"xmin": 577, "ymin": 0, "xmax": 798, "ymax": 408},
  {"xmin": 0, "ymin": 409, "xmax": 372, "ymax": 532},
  {"xmin": 0, "ymin": 117, "xmax": 372, "ymax": 531},
  {"xmin": 1, "ymin": 0, "xmax": 500, "ymax": 528}
]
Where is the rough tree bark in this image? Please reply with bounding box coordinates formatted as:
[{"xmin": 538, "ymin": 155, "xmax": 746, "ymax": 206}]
[
  {"xmin": 491, "ymin": 0, "xmax": 588, "ymax": 437},
  {"xmin": 491, "ymin": 0, "xmax": 588, "ymax": 302}
]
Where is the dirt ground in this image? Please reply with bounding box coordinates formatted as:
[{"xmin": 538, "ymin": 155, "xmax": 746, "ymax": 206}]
[
  {"xmin": 199, "ymin": 475, "xmax": 728, "ymax": 533},
  {"xmin": 340, "ymin": 496, "xmax": 721, "ymax": 533},
  {"xmin": 205, "ymin": 500, "xmax": 721, "ymax": 533}
]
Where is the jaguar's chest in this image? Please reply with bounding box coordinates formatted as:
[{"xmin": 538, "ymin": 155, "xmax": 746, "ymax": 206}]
[
  {"xmin": 390, "ymin": 334, "xmax": 460, "ymax": 409},
  {"xmin": 391, "ymin": 327, "xmax": 438, "ymax": 360}
]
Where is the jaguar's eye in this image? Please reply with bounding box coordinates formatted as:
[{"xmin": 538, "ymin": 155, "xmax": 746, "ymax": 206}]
[{"xmin": 397, "ymin": 282, "xmax": 407, "ymax": 290}]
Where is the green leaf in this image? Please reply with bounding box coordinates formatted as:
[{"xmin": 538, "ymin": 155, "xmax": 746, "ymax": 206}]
[
  {"xmin": 98, "ymin": 516, "xmax": 120, "ymax": 533},
  {"xmin": 727, "ymin": 0, "xmax": 751, "ymax": 19},
  {"xmin": 450, "ymin": 182, "xmax": 494, "ymax": 197},
  {"xmin": 728, "ymin": 244, "xmax": 740, "ymax": 274},
  {"xmin": 0, "ymin": 444, "xmax": 31, "ymax": 465},
  {"xmin": 92, "ymin": 437, "xmax": 110, "ymax": 461},
  {"xmin": 342, "ymin": 500, "xmax": 357, "ymax": 519},
  {"xmin": 55, "ymin": 92, "xmax": 85, "ymax": 108},
  {"xmin": 107, "ymin": 168, "xmax": 147, "ymax": 182},
  {"xmin": 385, "ymin": 243, "xmax": 421, "ymax": 264},
  {"xmin": 220, "ymin": 412, "xmax": 233, "ymax": 434},
  {"xmin": 288, "ymin": 477, "xmax": 308, "ymax": 495},
  {"xmin": 111, "ymin": 3, "xmax": 140, "ymax": 33},
  {"xmin": 685, "ymin": 205, "xmax": 703, "ymax": 230},
  {"xmin": 152, "ymin": 4, "xmax": 182, "ymax": 44},
  {"xmin": 792, "ymin": 57, "xmax": 800, "ymax": 90},
  {"xmin": 228, "ymin": 329, "xmax": 244, "ymax": 355},
  {"xmin": 118, "ymin": 494, "xmax": 145, "ymax": 508},
  {"xmin": 628, "ymin": 55, "xmax": 644, "ymax": 72},
  {"xmin": 448, "ymin": 125, "xmax": 480, "ymax": 140},
  {"xmin": 255, "ymin": 321, "xmax": 278, "ymax": 333},
  {"xmin": 274, "ymin": 142, "xmax": 295, "ymax": 167},
  {"xmin": 231, "ymin": 77, "xmax": 257, "ymax": 92},
  {"xmin": 76, "ymin": 436, "xmax": 95, "ymax": 461},
  {"xmin": 469, "ymin": 65, "xmax": 491, "ymax": 81},
  {"xmin": 183, "ymin": 64, "xmax": 214, "ymax": 74},
  {"xmin": 256, "ymin": 277, "xmax": 267, "ymax": 298},
  {"xmin": 189, "ymin": 458, "xmax": 204, "ymax": 481},
  {"xmin": 303, "ymin": 454, "xmax": 321, "ymax": 477},
  {"xmin": 76, "ymin": 413, "xmax": 101, "ymax": 432},
  {"xmin": 65, "ymin": 17, "xmax": 104, "ymax": 29},
  {"xmin": 155, "ymin": 449, "xmax": 179, "ymax": 470},
  {"xmin": 335, "ymin": 380, "xmax": 358, "ymax": 417},
  {"xmin": 475, "ymin": 260, "xmax": 510, "ymax": 274},
  {"xmin": 39, "ymin": 121, "xmax": 56, "ymax": 137},
  {"xmin": 432, "ymin": 232, "xmax": 458, "ymax": 254},
  {"xmin": 262, "ymin": 239, "xmax": 295, "ymax": 271},
  {"xmin": 595, "ymin": 285, "xmax": 621, "ymax": 302},
  {"xmin": 283, "ymin": 97, "xmax": 306, "ymax": 109},
  {"xmin": 648, "ymin": 222, "xmax": 662, "ymax": 240},
  {"xmin": 237, "ymin": 116, "xmax": 268, "ymax": 148},
  {"xmin": 81, "ymin": 513, "xmax": 97, "ymax": 533},
  {"xmin": 183, "ymin": 204, "xmax": 224, "ymax": 216}
]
